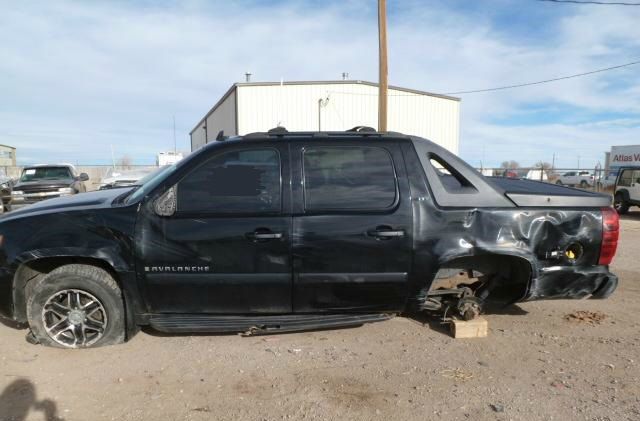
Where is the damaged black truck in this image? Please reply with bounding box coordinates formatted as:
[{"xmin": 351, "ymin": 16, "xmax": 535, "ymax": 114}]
[{"xmin": 0, "ymin": 129, "xmax": 619, "ymax": 348}]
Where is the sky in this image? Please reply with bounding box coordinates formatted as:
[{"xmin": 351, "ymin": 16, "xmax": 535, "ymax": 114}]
[{"xmin": 0, "ymin": 0, "xmax": 639, "ymax": 168}]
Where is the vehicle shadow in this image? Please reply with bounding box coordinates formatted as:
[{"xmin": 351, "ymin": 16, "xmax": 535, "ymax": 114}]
[
  {"xmin": 0, "ymin": 315, "xmax": 28, "ymax": 330},
  {"xmin": 0, "ymin": 378, "xmax": 64, "ymax": 421},
  {"xmin": 619, "ymin": 212, "xmax": 640, "ymax": 221},
  {"xmin": 405, "ymin": 303, "xmax": 529, "ymax": 336}
]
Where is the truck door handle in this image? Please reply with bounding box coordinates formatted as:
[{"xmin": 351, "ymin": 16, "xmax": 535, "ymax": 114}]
[
  {"xmin": 367, "ymin": 227, "xmax": 405, "ymax": 239},
  {"xmin": 246, "ymin": 229, "xmax": 283, "ymax": 241}
]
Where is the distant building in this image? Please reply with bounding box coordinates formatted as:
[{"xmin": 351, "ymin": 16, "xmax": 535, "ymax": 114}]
[
  {"xmin": 0, "ymin": 145, "xmax": 16, "ymax": 166},
  {"xmin": 190, "ymin": 80, "xmax": 460, "ymax": 153}
]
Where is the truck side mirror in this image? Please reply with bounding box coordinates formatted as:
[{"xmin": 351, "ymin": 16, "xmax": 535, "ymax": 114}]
[
  {"xmin": 154, "ymin": 186, "xmax": 177, "ymax": 217},
  {"xmin": 79, "ymin": 173, "xmax": 90, "ymax": 181}
]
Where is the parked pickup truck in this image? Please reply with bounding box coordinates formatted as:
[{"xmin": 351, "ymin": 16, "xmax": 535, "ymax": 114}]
[
  {"xmin": 555, "ymin": 171, "xmax": 595, "ymax": 187},
  {"xmin": 0, "ymin": 129, "xmax": 619, "ymax": 348},
  {"xmin": 10, "ymin": 164, "xmax": 89, "ymax": 210}
]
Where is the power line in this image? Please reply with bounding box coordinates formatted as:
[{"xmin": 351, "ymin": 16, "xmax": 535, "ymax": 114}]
[
  {"xmin": 445, "ymin": 60, "xmax": 640, "ymax": 94},
  {"xmin": 539, "ymin": 0, "xmax": 640, "ymax": 5},
  {"xmin": 325, "ymin": 60, "xmax": 640, "ymax": 97}
]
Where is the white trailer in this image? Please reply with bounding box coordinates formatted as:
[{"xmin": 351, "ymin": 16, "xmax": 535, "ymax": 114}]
[{"xmin": 157, "ymin": 151, "xmax": 183, "ymax": 166}]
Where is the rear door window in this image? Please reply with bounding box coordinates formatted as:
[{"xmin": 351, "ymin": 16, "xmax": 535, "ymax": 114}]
[{"xmin": 302, "ymin": 146, "xmax": 397, "ymax": 211}]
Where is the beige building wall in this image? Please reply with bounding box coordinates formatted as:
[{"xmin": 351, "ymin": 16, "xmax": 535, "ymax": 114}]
[
  {"xmin": 191, "ymin": 81, "xmax": 460, "ymax": 154},
  {"xmin": 0, "ymin": 145, "xmax": 16, "ymax": 166},
  {"xmin": 191, "ymin": 90, "xmax": 237, "ymax": 150}
]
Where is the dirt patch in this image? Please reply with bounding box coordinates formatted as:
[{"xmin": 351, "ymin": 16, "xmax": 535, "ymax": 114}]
[
  {"xmin": 564, "ymin": 310, "xmax": 607, "ymax": 325},
  {"xmin": 440, "ymin": 367, "xmax": 474, "ymax": 382},
  {"xmin": 3, "ymin": 216, "xmax": 640, "ymax": 420}
]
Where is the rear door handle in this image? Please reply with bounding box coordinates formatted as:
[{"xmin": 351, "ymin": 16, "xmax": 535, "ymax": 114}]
[
  {"xmin": 367, "ymin": 228, "xmax": 405, "ymax": 239},
  {"xmin": 254, "ymin": 232, "xmax": 283, "ymax": 240},
  {"xmin": 246, "ymin": 229, "xmax": 283, "ymax": 241}
]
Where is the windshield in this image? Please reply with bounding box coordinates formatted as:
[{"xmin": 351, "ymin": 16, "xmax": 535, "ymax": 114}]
[
  {"xmin": 20, "ymin": 167, "xmax": 73, "ymax": 182},
  {"xmin": 126, "ymin": 164, "xmax": 177, "ymax": 203},
  {"xmin": 133, "ymin": 167, "xmax": 165, "ymax": 185}
]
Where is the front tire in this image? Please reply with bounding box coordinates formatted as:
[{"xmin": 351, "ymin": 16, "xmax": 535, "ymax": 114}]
[
  {"xmin": 555, "ymin": 180, "xmax": 563, "ymax": 185},
  {"xmin": 614, "ymin": 193, "xmax": 630, "ymax": 215},
  {"xmin": 26, "ymin": 264, "xmax": 125, "ymax": 348}
]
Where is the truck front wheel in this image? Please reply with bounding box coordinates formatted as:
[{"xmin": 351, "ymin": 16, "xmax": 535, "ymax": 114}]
[
  {"xmin": 614, "ymin": 193, "xmax": 630, "ymax": 215},
  {"xmin": 25, "ymin": 264, "xmax": 126, "ymax": 348}
]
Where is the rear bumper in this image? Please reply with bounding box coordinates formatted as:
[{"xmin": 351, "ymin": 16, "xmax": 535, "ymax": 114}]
[{"xmin": 524, "ymin": 266, "xmax": 617, "ymax": 301}]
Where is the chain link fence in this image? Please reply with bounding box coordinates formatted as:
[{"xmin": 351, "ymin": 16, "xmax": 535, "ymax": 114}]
[
  {"xmin": 476, "ymin": 167, "xmax": 613, "ymax": 193},
  {"xmin": 1, "ymin": 164, "xmax": 616, "ymax": 194}
]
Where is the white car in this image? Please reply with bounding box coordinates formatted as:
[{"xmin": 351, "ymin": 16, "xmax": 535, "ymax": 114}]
[
  {"xmin": 99, "ymin": 168, "xmax": 158, "ymax": 190},
  {"xmin": 598, "ymin": 169, "xmax": 619, "ymax": 189},
  {"xmin": 555, "ymin": 171, "xmax": 594, "ymax": 187}
]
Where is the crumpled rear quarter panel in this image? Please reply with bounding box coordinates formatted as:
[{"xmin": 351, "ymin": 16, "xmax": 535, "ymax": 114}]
[{"xmin": 410, "ymin": 203, "xmax": 609, "ymax": 304}]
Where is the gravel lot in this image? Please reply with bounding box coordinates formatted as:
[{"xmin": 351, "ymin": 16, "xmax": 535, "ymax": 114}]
[{"xmin": 1, "ymin": 214, "xmax": 640, "ymax": 421}]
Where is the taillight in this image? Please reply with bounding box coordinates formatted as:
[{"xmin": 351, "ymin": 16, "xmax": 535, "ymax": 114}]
[{"xmin": 599, "ymin": 207, "xmax": 619, "ymax": 265}]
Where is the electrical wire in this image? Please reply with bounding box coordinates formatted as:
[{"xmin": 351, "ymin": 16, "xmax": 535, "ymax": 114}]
[
  {"xmin": 539, "ymin": 0, "xmax": 640, "ymax": 5},
  {"xmin": 444, "ymin": 60, "xmax": 640, "ymax": 94},
  {"xmin": 329, "ymin": 59, "xmax": 640, "ymax": 96}
]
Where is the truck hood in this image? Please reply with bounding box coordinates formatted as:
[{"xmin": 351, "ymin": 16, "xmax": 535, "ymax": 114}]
[
  {"xmin": 14, "ymin": 180, "xmax": 73, "ymax": 192},
  {"xmin": 4, "ymin": 188, "xmax": 134, "ymax": 219}
]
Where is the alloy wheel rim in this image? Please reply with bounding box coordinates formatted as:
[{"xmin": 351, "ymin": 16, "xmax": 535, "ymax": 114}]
[{"xmin": 41, "ymin": 289, "xmax": 108, "ymax": 348}]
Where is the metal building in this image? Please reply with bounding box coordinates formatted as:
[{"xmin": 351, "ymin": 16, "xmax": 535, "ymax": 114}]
[
  {"xmin": 190, "ymin": 80, "xmax": 460, "ymax": 153},
  {"xmin": 0, "ymin": 144, "xmax": 16, "ymax": 166}
]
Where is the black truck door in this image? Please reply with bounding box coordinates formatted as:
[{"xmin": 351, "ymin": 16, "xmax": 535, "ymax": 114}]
[
  {"xmin": 136, "ymin": 143, "xmax": 292, "ymax": 314},
  {"xmin": 291, "ymin": 139, "xmax": 413, "ymax": 312}
]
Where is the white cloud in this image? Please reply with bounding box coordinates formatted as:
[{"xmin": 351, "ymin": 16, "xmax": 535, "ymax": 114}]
[{"xmin": 0, "ymin": 0, "xmax": 638, "ymax": 167}]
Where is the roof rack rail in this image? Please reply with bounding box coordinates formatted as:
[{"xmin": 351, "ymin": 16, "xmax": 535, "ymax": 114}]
[
  {"xmin": 347, "ymin": 126, "xmax": 377, "ymax": 133},
  {"xmin": 215, "ymin": 130, "xmax": 227, "ymax": 141},
  {"xmin": 268, "ymin": 126, "xmax": 288, "ymax": 135}
]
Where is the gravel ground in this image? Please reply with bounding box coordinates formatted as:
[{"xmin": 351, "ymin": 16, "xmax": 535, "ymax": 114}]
[{"xmin": 1, "ymin": 214, "xmax": 640, "ymax": 421}]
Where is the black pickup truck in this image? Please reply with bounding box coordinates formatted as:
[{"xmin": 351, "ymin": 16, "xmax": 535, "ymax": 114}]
[
  {"xmin": 0, "ymin": 129, "xmax": 619, "ymax": 348},
  {"xmin": 10, "ymin": 164, "xmax": 89, "ymax": 211}
]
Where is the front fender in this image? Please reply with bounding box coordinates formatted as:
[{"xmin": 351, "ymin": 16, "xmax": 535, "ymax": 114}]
[{"xmin": 16, "ymin": 247, "xmax": 129, "ymax": 272}]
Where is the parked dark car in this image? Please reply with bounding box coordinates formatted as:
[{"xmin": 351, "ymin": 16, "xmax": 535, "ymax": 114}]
[
  {"xmin": 10, "ymin": 164, "xmax": 89, "ymax": 210},
  {"xmin": 0, "ymin": 129, "xmax": 619, "ymax": 348}
]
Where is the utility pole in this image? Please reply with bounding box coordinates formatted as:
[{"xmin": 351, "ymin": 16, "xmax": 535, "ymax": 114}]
[
  {"xmin": 172, "ymin": 115, "xmax": 177, "ymax": 154},
  {"xmin": 378, "ymin": 0, "xmax": 388, "ymax": 132}
]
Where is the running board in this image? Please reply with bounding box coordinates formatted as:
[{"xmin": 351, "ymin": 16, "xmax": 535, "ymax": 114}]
[{"xmin": 149, "ymin": 313, "xmax": 394, "ymax": 335}]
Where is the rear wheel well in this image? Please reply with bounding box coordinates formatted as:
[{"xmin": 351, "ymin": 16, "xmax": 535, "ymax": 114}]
[
  {"xmin": 432, "ymin": 254, "xmax": 532, "ymax": 304},
  {"xmin": 13, "ymin": 257, "xmax": 121, "ymax": 322}
]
